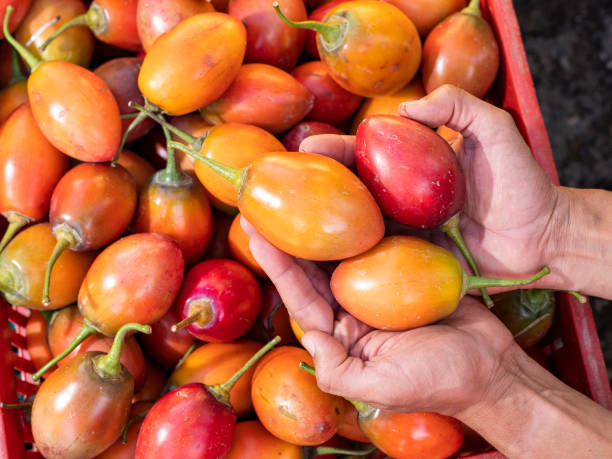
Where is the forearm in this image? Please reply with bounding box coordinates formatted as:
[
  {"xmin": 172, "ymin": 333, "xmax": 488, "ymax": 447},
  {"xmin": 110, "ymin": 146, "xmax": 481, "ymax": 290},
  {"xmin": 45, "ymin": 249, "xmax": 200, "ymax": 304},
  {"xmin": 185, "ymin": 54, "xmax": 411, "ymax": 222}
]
[
  {"xmin": 546, "ymin": 187, "xmax": 612, "ymax": 299},
  {"xmin": 458, "ymin": 345, "xmax": 612, "ymax": 458}
]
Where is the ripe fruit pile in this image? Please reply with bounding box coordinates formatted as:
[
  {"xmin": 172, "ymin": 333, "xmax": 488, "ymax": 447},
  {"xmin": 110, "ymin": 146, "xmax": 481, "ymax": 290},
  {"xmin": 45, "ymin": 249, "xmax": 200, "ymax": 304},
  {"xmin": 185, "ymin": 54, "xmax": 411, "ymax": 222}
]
[{"xmin": 0, "ymin": 0, "xmax": 556, "ymax": 458}]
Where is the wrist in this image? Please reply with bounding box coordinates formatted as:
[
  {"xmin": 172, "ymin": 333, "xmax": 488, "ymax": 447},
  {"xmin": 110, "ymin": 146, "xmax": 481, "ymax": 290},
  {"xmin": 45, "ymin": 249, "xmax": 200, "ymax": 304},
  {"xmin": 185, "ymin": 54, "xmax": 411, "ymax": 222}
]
[{"xmin": 544, "ymin": 186, "xmax": 612, "ymax": 296}]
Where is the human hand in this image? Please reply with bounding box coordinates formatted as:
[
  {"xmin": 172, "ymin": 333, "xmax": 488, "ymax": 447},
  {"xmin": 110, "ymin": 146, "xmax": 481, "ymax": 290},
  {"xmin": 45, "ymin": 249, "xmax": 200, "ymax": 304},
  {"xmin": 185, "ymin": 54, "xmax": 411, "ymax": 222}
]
[
  {"xmin": 241, "ymin": 217, "xmax": 517, "ymax": 416},
  {"xmin": 300, "ymin": 84, "xmax": 568, "ymax": 291}
]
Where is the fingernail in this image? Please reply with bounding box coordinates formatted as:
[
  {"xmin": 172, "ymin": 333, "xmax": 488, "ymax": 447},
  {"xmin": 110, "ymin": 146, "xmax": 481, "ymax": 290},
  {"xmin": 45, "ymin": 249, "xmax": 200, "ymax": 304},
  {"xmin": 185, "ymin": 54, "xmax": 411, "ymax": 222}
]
[
  {"xmin": 399, "ymin": 99, "xmax": 424, "ymax": 111},
  {"xmin": 240, "ymin": 216, "xmax": 254, "ymax": 234}
]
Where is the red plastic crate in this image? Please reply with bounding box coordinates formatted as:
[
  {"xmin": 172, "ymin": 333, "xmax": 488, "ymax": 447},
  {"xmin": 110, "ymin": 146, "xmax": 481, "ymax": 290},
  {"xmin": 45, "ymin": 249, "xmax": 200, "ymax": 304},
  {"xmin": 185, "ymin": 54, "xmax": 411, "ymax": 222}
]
[{"xmin": 1, "ymin": 0, "xmax": 611, "ymax": 458}]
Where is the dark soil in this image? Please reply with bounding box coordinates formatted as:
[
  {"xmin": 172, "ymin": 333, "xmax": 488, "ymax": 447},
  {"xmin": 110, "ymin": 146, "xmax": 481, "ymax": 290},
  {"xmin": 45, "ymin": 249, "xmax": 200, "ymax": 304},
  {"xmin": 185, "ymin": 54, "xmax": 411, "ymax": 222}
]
[{"xmin": 514, "ymin": 0, "xmax": 612, "ymax": 381}]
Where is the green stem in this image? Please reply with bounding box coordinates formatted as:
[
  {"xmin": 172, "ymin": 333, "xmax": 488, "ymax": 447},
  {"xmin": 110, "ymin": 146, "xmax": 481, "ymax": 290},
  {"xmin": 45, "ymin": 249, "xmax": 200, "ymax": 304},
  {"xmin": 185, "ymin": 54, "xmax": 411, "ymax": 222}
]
[
  {"xmin": 0, "ymin": 213, "xmax": 30, "ymax": 254},
  {"xmin": 462, "ymin": 0, "xmax": 481, "ymax": 16},
  {"xmin": 7, "ymin": 48, "xmax": 25, "ymax": 86},
  {"xmin": 299, "ymin": 362, "xmax": 373, "ymax": 416},
  {"xmin": 33, "ymin": 319, "xmax": 98, "ymax": 380},
  {"xmin": 209, "ymin": 336, "xmax": 281, "ymax": 405},
  {"xmin": 441, "ymin": 214, "xmax": 493, "ymax": 307},
  {"xmin": 266, "ymin": 300, "xmax": 284, "ymax": 332},
  {"xmin": 314, "ymin": 445, "xmax": 377, "ymax": 456},
  {"xmin": 111, "ymin": 112, "xmax": 147, "ymax": 165},
  {"xmin": 42, "ymin": 227, "xmax": 79, "ymax": 306},
  {"xmin": 171, "ymin": 309, "xmax": 204, "ymax": 332},
  {"xmin": 40, "ymin": 2, "xmax": 107, "ymax": 51},
  {"xmin": 121, "ymin": 409, "xmax": 149, "ymax": 443},
  {"xmin": 272, "ymin": 2, "xmax": 338, "ymax": 39},
  {"xmin": 464, "ymin": 267, "xmax": 550, "ymax": 295},
  {"xmin": 94, "ymin": 323, "xmax": 151, "ymax": 379},
  {"xmin": 568, "ymin": 290, "xmax": 587, "ymax": 303},
  {"xmin": 120, "ymin": 113, "xmax": 139, "ymax": 119},
  {"xmin": 129, "ymin": 101, "xmax": 197, "ymax": 145},
  {"xmin": 159, "ymin": 122, "xmax": 182, "ymax": 184},
  {"xmin": 40, "ymin": 310, "xmax": 54, "ymax": 323},
  {"xmin": 160, "ymin": 341, "xmax": 197, "ymax": 395},
  {"xmin": 3, "ymin": 6, "xmax": 42, "ymax": 71}
]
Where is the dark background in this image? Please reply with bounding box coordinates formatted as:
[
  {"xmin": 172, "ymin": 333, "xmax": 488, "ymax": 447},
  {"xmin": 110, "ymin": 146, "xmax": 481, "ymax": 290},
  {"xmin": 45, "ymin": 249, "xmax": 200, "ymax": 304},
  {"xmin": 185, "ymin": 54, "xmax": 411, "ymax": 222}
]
[{"xmin": 514, "ymin": 0, "xmax": 612, "ymax": 380}]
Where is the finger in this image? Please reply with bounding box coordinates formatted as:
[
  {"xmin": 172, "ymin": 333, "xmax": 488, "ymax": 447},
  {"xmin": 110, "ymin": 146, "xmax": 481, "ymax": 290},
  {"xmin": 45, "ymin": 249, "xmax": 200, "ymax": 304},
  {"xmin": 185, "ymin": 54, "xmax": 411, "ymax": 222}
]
[
  {"xmin": 302, "ymin": 330, "xmax": 377, "ymax": 402},
  {"xmin": 398, "ymin": 84, "xmax": 511, "ymax": 139},
  {"xmin": 295, "ymin": 258, "xmax": 336, "ymax": 306},
  {"xmin": 299, "ymin": 134, "xmax": 356, "ymax": 168},
  {"xmin": 241, "ymin": 217, "xmax": 334, "ymax": 334},
  {"xmin": 333, "ymin": 310, "xmax": 373, "ymax": 350}
]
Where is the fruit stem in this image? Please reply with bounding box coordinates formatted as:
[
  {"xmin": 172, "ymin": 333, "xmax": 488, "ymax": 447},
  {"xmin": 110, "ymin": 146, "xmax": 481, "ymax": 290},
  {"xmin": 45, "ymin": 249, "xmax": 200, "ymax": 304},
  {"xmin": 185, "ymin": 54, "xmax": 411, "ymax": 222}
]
[
  {"xmin": 300, "ymin": 362, "xmax": 373, "ymax": 415},
  {"xmin": 94, "ymin": 323, "xmax": 151, "ymax": 379},
  {"xmin": 0, "ymin": 401, "xmax": 32, "ymax": 410},
  {"xmin": 168, "ymin": 140, "xmax": 244, "ymax": 193},
  {"xmin": 464, "ymin": 267, "xmax": 550, "ymax": 296},
  {"xmin": 210, "ymin": 336, "xmax": 281, "ymax": 404},
  {"xmin": 314, "ymin": 445, "xmax": 377, "ymax": 456},
  {"xmin": 33, "ymin": 319, "xmax": 98, "ymax": 380},
  {"xmin": 159, "ymin": 122, "xmax": 183, "ymax": 185},
  {"xmin": 0, "ymin": 213, "xmax": 30, "ymax": 254},
  {"xmin": 441, "ymin": 214, "xmax": 493, "ymax": 307},
  {"xmin": 121, "ymin": 409, "xmax": 149, "ymax": 443},
  {"xmin": 462, "ymin": 0, "xmax": 481, "ymax": 16},
  {"xmin": 40, "ymin": 2, "xmax": 107, "ymax": 51},
  {"xmin": 3, "ymin": 6, "xmax": 42, "ymax": 71},
  {"xmin": 7, "ymin": 48, "xmax": 25, "ymax": 86},
  {"xmin": 171, "ymin": 309, "xmax": 204, "ymax": 332},
  {"xmin": 129, "ymin": 101, "xmax": 198, "ymax": 145},
  {"xmin": 568, "ymin": 290, "xmax": 587, "ymax": 303},
  {"xmin": 272, "ymin": 2, "xmax": 339, "ymax": 40},
  {"xmin": 160, "ymin": 341, "xmax": 198, "ymax": 395},
  {"xmin": 266, "ymin": 300, "xmax": 284, "ymax": 332},
  {"xmin": 112, "ymin": 112, "xmax": 146, "ymax": 165},
  {"xmin": 42, "ymin": 226, "xmax": 80, "ymax": 307}
]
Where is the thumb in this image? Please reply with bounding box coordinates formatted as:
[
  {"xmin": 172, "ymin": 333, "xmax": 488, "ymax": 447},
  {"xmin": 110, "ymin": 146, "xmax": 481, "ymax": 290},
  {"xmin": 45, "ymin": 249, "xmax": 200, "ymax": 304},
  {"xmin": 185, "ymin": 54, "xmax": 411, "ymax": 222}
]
[
  {"xmin": 302, "ymin": 330, "xmax": 373, "ymax": 402},
  {"xmin": 398, "ymin": 84, "xmax": 509, "ymax": 139}
]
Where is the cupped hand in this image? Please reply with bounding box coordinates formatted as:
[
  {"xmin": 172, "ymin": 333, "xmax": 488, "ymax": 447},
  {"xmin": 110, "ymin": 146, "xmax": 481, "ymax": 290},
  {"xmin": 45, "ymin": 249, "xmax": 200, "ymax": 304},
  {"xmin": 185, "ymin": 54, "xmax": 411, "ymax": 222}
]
[
  {"xmin": 300, "ymin": 84, "xmax": 566, "ymax": 290},
  {"xmin": 241, "ymin": 217, "xmax": 517, "ymax": 416}
]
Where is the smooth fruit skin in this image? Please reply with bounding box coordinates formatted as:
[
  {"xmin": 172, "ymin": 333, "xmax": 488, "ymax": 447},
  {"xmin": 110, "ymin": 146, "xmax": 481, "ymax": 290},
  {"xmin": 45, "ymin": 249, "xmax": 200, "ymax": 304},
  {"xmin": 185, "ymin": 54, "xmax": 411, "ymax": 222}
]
[
  {"xmin": 251, "ymin": 346, "xmax": 344, "ymax": 445},
  {"xmin": 97, "ymin": 401, "xmax": 154, "ymax": 459},
  {"xmin": 226, "ymin": 420, "xmax": 302, "ymax": 459},
  {"xmin": 16, "ymin": 0, "xmax": 94, "ymax": 67},
  {"xmin": 194, "ymin": 122, "xmax": 285, "ymax": 207},
  {"xmin": 50, "ymin": 163, "xmax": 138, "ymax": 249},
  {"xmin": 228, "ymin": 0, "xmax": 306, "ymax": 71},
  {"xmin": 174, "ymin": 259, "xmax": 261, "ymax": 342},
  {"xmin": 0, "ymin": 223, "xmax": 96, "ymax": 309},
  {"xmin": 317, "ymin": 0, "xmax": 421, "ymax": 97},
  {"xmin": 281, "ymin": 121, "xmax": 343, "ymax": 152},
  {"xmin": 201, "ymin": 63, "xmax": 314, "ymax": 134},
  {"xmin": 381, "ymin": 0, "xmax": 466, "ymax": 36},
  {"xmin": 292, "ymin": 61, "xmax": 362, "ymax": 125},
  {"xmin": 138, "ymin": 12, "xmax": 246, "ymax": 116},
  {"xmin": 93, "ymin": 0, "xmax": 140, "ymax": 50},
  {"xmin": 48, "ymin": 305, "xmax": 146, "ymax": 389},
  {"xmin": 132, "ymin": 361, "xmax": 167, "ymax": 403},
  {"xmin": 239, "ymin": 152, "xmax": 385, "ymax": 261},
  {"xmin": 337, "ymin": 400, "xmax": 370, "ymax": 443},
  {"xmin": 78, "ymin": 233, "xmax": 185, "ymax": 335},
  {"xmin": 94, "ymin": 57, "xmax": 154, "ymax": 142},
  {"xmin": 358, "ymin": 410, "xmax": 464, "ymax": 459},
  {"xmin": 135, "ymin": 383, "xmax": 236, "ymax": 459},
  {"xmin": 228, "ymin": 213, "xmax": 266, "ymax": 277},
  {"xmin": 0, "ymin": 103, "xmax": 68, "ymax": 220},
  {"xmin": 132, "ymin": 171, "xmax": 213, "ymax": 265},
  {"xmin": 0, "ymin": 79, "xmax": 28, "ymax": 124},
  {"xmin": 355, "ymin": 115, "xmax": 465, "ymax": 228},
  {"xmin": 115, "ymin": 149, "xmax": 155, "ymax": 192},
  {"xmin": 28, "ymin": 61, "xmax": 122, "ymax": 162},
  {"xmin": 203, "ymin": 210, "xmax": 233, "ymax": 259},
  {"xmin": 26, "ymin": 310, "xmax": 56, "ymax": 378},
  {"xmin": 0, "ymin": 0, "xmax": 32, "ymax": 39},
  {"xmin": 138, "ymin": 308, "xmax": 194, "ymax": 370},
  {"xmin": 31, "ymin": 351, "xmax": 134, "ymax": 459},
  {"xmin": 350, "ymin": 78, "xmax": 425, "ymax": 133},
  {"xmin": 422, "ymin": 8, "xmax": 499, "ymax": 98},
  {"xmin": 136, "ymin": 0, "xmax": 215, "ymax": 51},
  {"xmin": 331, "ymin": 236, "xmax": 464, "ymax": 330},
  {"xmin": 169, "ymin": 340, "xmax": 262, "ymax": 417}
]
